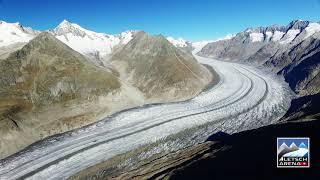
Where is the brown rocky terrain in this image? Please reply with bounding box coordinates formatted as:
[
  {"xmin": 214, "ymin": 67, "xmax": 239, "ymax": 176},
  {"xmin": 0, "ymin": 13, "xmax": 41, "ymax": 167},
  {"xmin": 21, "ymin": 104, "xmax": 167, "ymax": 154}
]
[
  {"xmin": 0, "ymin": 32, "xmax": 125, "ymax": 158},
  {"xmin": 0, "ymin": 32, "xmax": 214, "ymax": 159},
  {"xmin": 110, "ymin": 31, "xmax": 212, "ymax": 102}
]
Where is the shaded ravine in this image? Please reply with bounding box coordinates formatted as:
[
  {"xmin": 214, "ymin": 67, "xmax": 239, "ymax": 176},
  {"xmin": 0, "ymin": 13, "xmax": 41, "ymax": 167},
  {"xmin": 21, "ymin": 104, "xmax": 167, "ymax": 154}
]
[{"xmin": 0, "ymin": 54, "xmax": 292, "ymax": 180}]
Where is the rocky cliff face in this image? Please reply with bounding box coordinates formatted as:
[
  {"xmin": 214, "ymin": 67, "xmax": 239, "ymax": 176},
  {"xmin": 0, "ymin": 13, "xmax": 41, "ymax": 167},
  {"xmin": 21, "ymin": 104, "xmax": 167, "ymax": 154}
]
[
  {"xmin": 280, "ymin": 33, "xmax": 320, "ymax": 96},
  {"xmin": 110, "ymin": 31, "xmax": 213, "ymax": 101}
]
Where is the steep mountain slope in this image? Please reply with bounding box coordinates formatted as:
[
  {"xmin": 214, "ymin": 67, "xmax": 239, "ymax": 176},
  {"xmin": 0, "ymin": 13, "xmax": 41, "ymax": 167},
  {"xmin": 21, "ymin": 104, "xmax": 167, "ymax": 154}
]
[
  {"xmin": 110, "ymin": 31, "xmax": 213, "ymax": 101},
  {"xmin": 0, "ymin": 42, "xmax": 26, "ymax": 59},
  {"xmin": 254, "ymin": 24, "xmax": 320, "ymax": 120},
  {"xmin": 281, "ymin": 41, "xmax": 320, "ymax": 120},
  {"xmin": 0, "ymin": 32, "xmax": 130, "ymax": 158},
  {"xmin": 198, "ymin": 20, "xmax": 320, "ymax": 120},
  {"xmin": 279, "ymin": 32, "xmax": 320, "ymax": 95}
]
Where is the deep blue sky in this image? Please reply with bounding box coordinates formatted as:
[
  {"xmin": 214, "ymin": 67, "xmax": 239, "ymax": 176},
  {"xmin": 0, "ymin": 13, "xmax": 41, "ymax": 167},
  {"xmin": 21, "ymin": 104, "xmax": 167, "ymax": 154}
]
[{"xmin": 0, "ymin": 0, "xmax": 319, "ymax": 41}]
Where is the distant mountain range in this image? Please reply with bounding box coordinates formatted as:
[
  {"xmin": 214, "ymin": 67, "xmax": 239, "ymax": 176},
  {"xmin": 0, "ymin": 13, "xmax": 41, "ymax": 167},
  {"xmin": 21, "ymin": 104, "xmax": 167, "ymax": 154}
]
[
  {"xmin": 198, "ymin": 20, "xmax": 320, "ymax": 61},
  {"xmin": 0, "ymin": 20, "xmax": 217, "ymax": 61}
]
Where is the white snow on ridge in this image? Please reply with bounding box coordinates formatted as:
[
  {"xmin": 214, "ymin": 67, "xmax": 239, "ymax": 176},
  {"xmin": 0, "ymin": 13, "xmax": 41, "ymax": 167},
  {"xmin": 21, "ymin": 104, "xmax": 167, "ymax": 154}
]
[
  {"xmin": 0, "ymin": 21, "xmax": 38, "ymax": 47},
  {"xmin": 191, "ymin": 34, "xmax": 235, "ymax": 53},
  {"xmin": 192, "ymin": 40, "xmax": 214, "ymax": 53},
  {"xmin": 271, "ymin": 31, "xmax": 285, "ymax": 41},
  {"xmin": 265, "ymin": 31, "xmax": 273, "ymax": 41},
  {"xmin": 166, "ymin": 37, "xmax": 189, "ymax": 47},
  {"xmin": 304, "ymin": 22, "xmax": 320, "ymax": 39},
  {"xmin": 280, "ymin": 29, "xmax": 300, "ymax": 44},
  {"xmin": 215, "ymin": 33, "xmax": 235, "ymax": 41},
  {"xmin": 51, "ymin": 20, "xmax": 137, "ymax": 57},
  {"xmin": 250, "ymin": 32, "xmax": 264, "ymax": 42},
  {"xmin": 0, "ymin": 20, "xmax": 137, "ymax": 57}
]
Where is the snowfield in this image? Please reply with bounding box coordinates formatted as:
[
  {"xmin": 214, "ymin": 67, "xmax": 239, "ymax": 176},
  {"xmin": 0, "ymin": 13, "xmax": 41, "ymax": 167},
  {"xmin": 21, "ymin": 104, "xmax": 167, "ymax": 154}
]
[{"xmin": 0, "ymin": 53, "xmax": 292, "ymax": 180}]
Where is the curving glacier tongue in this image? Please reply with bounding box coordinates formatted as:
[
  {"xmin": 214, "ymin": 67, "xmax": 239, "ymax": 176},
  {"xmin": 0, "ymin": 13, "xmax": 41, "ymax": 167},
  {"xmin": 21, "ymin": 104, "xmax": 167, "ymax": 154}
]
[{"xmin": 0, "ymin": 53, "xmax": 293, "ymax": 180}]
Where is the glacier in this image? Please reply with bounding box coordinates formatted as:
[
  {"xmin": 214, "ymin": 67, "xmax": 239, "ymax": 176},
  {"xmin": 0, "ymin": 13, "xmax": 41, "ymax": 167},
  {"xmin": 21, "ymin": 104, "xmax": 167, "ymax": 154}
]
[{"xmin": 0, "ymin": 52, "xmax": 293, "ymax": 180}]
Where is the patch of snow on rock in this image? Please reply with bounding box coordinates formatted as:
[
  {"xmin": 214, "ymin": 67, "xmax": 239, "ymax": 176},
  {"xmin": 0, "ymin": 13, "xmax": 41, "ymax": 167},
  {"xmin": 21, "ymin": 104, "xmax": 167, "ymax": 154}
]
[
  {"xmin": 271, "ymin": 31, "xmax": 285, "ymax": 41},
  {"xmin": 304, "ymin": 22, "xmax": 320, "ymax": 39},
  {"xmin": 280, "ymin": 29, "xmax": 300, "ymax": 44},
  {"xmin": 250, "ymin": 32, "xmax": 264, "ymax": 42}
]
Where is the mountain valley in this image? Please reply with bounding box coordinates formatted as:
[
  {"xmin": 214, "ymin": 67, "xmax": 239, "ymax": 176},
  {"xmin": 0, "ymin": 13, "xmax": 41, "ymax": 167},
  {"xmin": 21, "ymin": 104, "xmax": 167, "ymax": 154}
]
[{"xmin": 0, "ymin": 18, "xmax": 318, "ymax": 179}]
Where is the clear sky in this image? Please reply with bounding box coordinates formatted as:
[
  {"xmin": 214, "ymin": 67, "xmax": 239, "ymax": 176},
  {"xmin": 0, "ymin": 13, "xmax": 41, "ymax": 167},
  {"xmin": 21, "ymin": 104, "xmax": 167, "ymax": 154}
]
[{"xmin": 0, "ymin": 0, "xmax": 319, "ymax": 41}]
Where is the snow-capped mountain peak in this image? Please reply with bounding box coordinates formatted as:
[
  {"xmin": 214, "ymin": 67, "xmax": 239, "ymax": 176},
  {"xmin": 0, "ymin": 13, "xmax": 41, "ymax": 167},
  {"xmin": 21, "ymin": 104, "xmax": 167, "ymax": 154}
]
[
  {"xmin": 52, "ymin": 20, "xmax": 87, "ymax": 37},
  {"xmin": 166, "ymin": 37, "xmax": 190, "ymax": 47},
  {"xmin": 56, "ymin": 19, "xmax": 73, "ymax": 29},
  {"xmin": 0, "ymin": 20, "xmax": 39, "ymax": 47},
  {"xmin": 60, "ymin": 19, "xmax": 70, "ymax": 26},
  {"xmin": 49, "ymin": 20, "xmax": 139, "ymax": 60}
]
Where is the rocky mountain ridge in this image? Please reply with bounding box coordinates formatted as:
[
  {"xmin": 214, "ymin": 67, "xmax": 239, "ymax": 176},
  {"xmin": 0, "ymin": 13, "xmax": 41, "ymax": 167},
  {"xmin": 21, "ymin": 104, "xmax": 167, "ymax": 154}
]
[
  {"xmin": 110, "ymin": 31, "xmax": 212, "ymax": 101},
  {"xmin": 198, "ymin": 19, "xmax": 320, "ymax": 120},
  {"xmin": 0, "ymin": 20, "xmax": 215, "ymax": 62}
]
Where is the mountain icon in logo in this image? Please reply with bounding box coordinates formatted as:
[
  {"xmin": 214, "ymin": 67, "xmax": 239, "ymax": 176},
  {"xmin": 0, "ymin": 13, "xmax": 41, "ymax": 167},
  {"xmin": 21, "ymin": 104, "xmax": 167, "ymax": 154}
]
[
  {"xmin": 277, "ymin": 141, "xmax": 309, "ymax": 158},
  {"xmin": 289, "ymin": 142, "xmax": 299, "ymax": 151},
  {"xmin": 278, "ymin": 142, "xmax": 298, "ymax": 158},
  {"xmin": 299, "ymin": 142, "xmax": 307, "ymax": 149}
]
